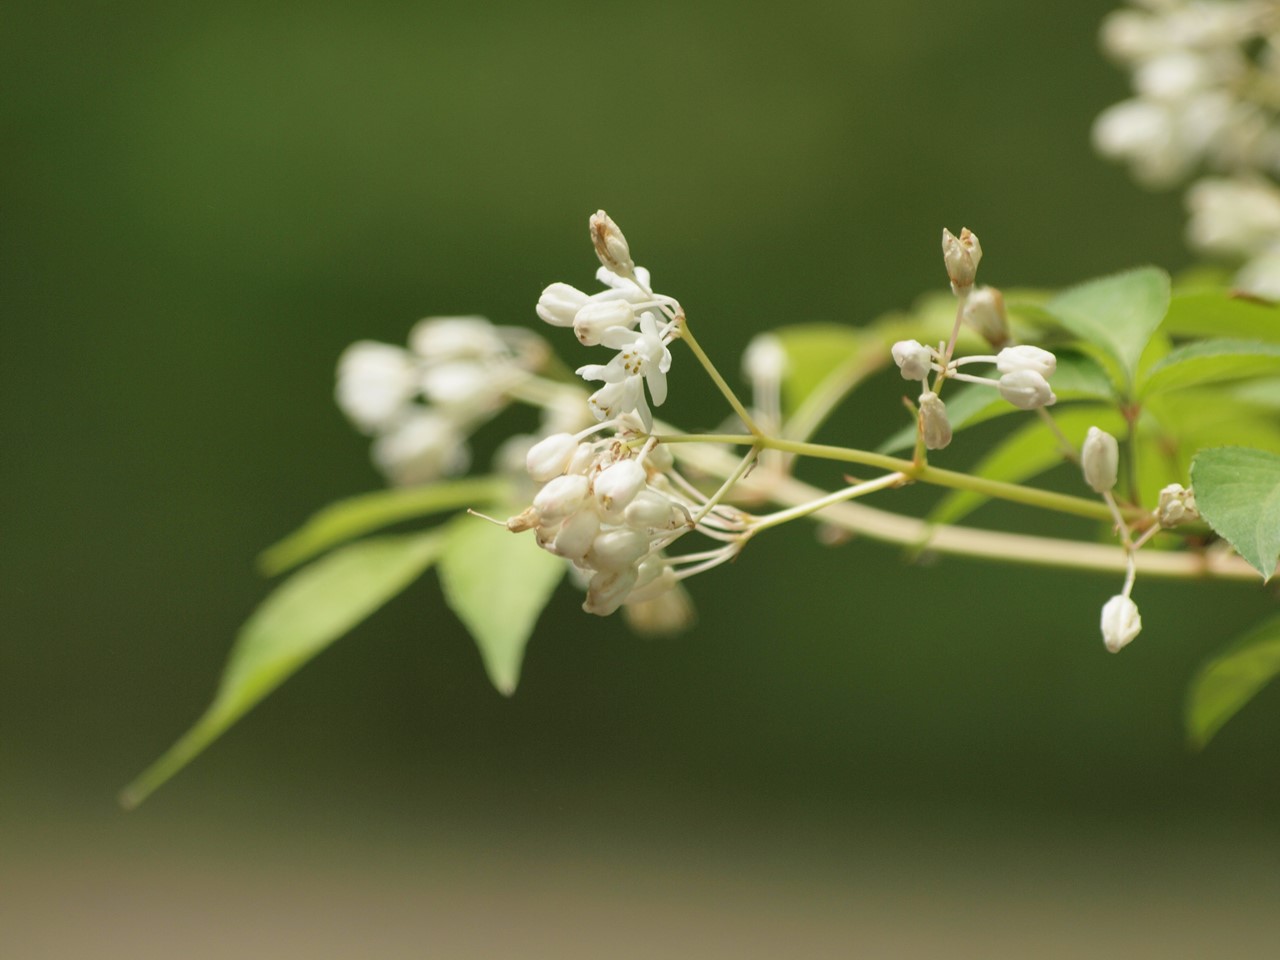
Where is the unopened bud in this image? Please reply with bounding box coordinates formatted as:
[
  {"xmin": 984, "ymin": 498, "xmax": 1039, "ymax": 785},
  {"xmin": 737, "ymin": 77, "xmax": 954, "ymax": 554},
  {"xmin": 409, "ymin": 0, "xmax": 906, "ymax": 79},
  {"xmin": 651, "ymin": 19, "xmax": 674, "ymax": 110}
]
[
  {"xmin": 525, "ymin": 433, "xmax": 579, "ymax": 482},
  {"xmin": 998, "ymin": 369, "xmax": 1056, "ymax": 409},
  {"xmin": 593, "ymin": 459, "xmax": 648, "ymax": 518},
  {"xmin": 1081, "ymin": 426, "xmax": 1119, "ymax": 493},
  {"xmin": 996, "ymin": 344, "xmax": 1057, "ymax": 379},
  {"xmin": 583, "ymin": 566, "xmax": 640, "ymax": 617},
  {"xmin": 551, "ymin": 506, "xmax": 600, "ymax": 561},
  {"xmin": 573, "ymin": 299, "xmax": 637, "ymax": 347},
  {"xmin": 532, "ymin": 473, "xmax": 589, "ymax": 521},
  {"xmin": 536, "ymin": 283, "xmax": 589, "ymax": 328},
  {"xmin": 892, "ymin": 340, "xmax": 935, "ymax": 381},
  {"xmin": 1156, "ymin": 483, "xmax": 1199, "ymax": 527},
  {"xmin": 1100, "ymin": 594, "xmax": 1142, "ymax": 653},
  {"xmin": 962, "ymin": 286, "xmax": 1009, "ymax": 347},
  {"xmin": 918, "ymin": 391, "xmax": 952, "ymax": 450},
  {"xmin": 505, "ymin": 506, "xmax": 540, "ymax": 533},
  {"xmin": 942, "ymin": 227, "xmax": 982, "ymax": 290},
  {"xmin": 743, "ymin": 333, "xmax": 788, "ymax": 385},
  {"xmin": 589, "ymin": 210, "xmax": 636, "ymax": 280}
]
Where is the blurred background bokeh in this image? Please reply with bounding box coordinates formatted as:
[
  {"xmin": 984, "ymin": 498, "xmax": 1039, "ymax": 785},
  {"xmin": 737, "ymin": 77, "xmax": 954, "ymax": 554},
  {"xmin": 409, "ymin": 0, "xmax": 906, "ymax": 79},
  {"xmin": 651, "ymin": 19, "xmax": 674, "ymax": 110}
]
[{"xmin": 5, "ymin": 0, "xmax": 1280, "ymax": 956}]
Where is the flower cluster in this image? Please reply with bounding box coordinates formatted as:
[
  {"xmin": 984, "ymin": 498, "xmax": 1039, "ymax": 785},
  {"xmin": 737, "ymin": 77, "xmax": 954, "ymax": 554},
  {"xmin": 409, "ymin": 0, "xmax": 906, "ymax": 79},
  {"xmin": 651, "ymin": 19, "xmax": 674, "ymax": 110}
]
[
  {"xmin": 335, "ymin": 316, "xmax": 552, "ymax": 485},
  {"xmin": 506, "ymin": 212, "xmax": 747, "ymax": 623},
  {"xmin": 1093, "ymin": 0, "xmax": 1280, "ymax": 296},
  {"xmin": 890, "ymin": 229, "xmax": 1057, "ymax": 450}
]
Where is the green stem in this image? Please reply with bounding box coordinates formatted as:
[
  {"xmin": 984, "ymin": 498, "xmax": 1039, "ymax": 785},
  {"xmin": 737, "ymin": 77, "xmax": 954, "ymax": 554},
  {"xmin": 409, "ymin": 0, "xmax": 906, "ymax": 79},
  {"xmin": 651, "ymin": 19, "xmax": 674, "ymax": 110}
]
[
  {"xmin": 750, "ymin": 471, "xmax": 908, "ymax": 533},
  {"xmin": 677, "ymin": 319, "xmax": 762, "ymax": 436},
  {"xmin": 656, "ymin": 432, "xmax": 1124, "ymax": 523}
]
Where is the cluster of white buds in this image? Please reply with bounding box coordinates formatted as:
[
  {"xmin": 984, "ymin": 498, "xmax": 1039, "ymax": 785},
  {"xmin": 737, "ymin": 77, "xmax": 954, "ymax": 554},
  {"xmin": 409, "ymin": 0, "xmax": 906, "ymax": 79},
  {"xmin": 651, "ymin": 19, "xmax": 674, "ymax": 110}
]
[
  {"xmin": 336, "ymin": 316, "xmax": 550, "ymax": 485},
  {"xmin": 1093, "ymin": 0, "xmax": 1280, "ymax": 296},
  {"xmin": 510, "ymin": 212, "xmax": 751, "ymax": 622},
  {"xmin": 1156, "ymin": 482, "xmax": 1199, "ymax": 527},
  {"xmin": 891, "ymin": 229, "xmax": 1058, "ymax": 451},
  {"xmin": 1081, "ymin": 425, "xmax": 1145, "ymax": 653}
]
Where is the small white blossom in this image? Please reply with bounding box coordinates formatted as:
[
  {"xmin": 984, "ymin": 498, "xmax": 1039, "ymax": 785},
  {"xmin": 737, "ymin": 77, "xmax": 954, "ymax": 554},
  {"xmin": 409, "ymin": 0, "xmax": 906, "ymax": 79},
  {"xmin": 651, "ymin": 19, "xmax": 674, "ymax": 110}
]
[
  {"xmin": 525, "ymin": 433, "xmax": 579, "ymax": 483},
  {"xmin": 996, "ymin": 345, "xmax": 1057, "ymax": 379},
  {"xmin": 1101, "ymin": 594, "xmax": 1142, "ymax": 653},
  {"xmin": 962, "ymin": 287, "xmax": 1009, "ymax": 346},
  {"xmin": 577, "ymin": 312, "xmax": 673, "ymax": 430},
  {"xmin": 336, "ymin": 342, "xmax": 418, "ymax": 434},
  {"xmin": 536, "ymin": 283, "xmax": 590, "ymax": 328},
  {"xmin": 573, "ymin": 299, "xmax": 638, "ymax": 347},
  {"xmin": 998, "ymin": 369, "xmax": 1057, "ymax": 410},
  {"xmin": 892, "ymin": 340, "xmax": 935, "ymax": 381},
  {"xmin": 1156, "ymin": 482, "xmax": 1199, "ymax": 527},
  {"xmin": 409, "ymin": 316, "xmax": 507, "ymax": 361},
  {"xmin": 371, "ymin": 411, "xmax": 469, "ymax": 486},
  {"xmin": 1082, "ymin": 426, "xmax": 1120, "ymax": 494}
]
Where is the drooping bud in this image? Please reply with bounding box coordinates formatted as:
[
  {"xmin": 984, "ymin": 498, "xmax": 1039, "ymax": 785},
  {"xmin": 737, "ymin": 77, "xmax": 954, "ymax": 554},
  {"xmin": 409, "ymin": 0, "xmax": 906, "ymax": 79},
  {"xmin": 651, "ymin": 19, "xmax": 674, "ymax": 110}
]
[
  {"xmin": 531, "ymin": 473, "xmax": 590, "ymax": 521},
  {"xmin": 551, "ymin": 506, "xmax": 600, "ymax": 560},
  {"xmin": 573, "ymin": 299, "xmax": 637, "ymax": 347},
  {"xmin": 1156, "ymin": 483, "xmax": 1199, "ymax": 528},
  {"xmin": 583, "ymin": 566, "xmax": 640, "ymax": 616},
  {"xmin": 891, "ymin": 340, "xmax": 935, "ymax": 381},
  {"xmin": 1100, "ymin": 594, "xmax": 1142, "ymax": 653},
  {"xmin": 536, "ymin": 283, "xmax": 590, "ymax": 328},
  {"xmin": 525, "ymin": 433, "xmax": 579, "ymax": 482},
  {"xmin": 589, "ymin": 210, "xmax": 636, "ymax": 280},
  {"xmin": 962, "ymin": 286, "xmax": 1009, "ymax": 347},
  {"xmin": 1081, "ymin": 426, "xmax": 1120, "ymax": 494},
  {"xmin": 593, "ymin": 459, "xmax": 648, "ymax": 518},
  {"xmin": 996, "ymin": 344, "xmax": 1057, "ymax": 379},
  {"xmin": 624, "ymin": 489, "xmax": 685, "ymax": 531},
  {"xmin": 918, "ymin": 391, "xmax": 952, "ymax": 450},
  {"xmin": 998, "ymin": 369, "xmax": 1056, "ymax": 409},
  {"xmin": 942, "ymin": 227, "xmax": 982, "ymax": 290}
]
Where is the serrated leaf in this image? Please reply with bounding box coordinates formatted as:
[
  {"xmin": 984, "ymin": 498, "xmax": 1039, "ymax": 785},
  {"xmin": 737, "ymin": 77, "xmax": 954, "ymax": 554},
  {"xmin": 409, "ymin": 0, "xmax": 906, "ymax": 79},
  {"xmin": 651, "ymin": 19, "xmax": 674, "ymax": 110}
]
[
  {"xmin": 928, "ymin": 407, "xmax": 1118, "ymax": 526},
  {"xmin": 1140, "ymin": 338, "xmax": 1280, "ymax": 396},
  {"xmin": 121, "ymin": 531, "xmax": 445, "ymax": 808},
  {"xmin": 438, "ymin": 513, "xmax": 567, "ymax": 695},
  {"xmin": 1162, "ymin": 290, "xmax": 1280, "ymax": 342},
  {"xmin": 1044, "ymin": 267, "xmax": 1171, "ymax": 393},
  {"xmin": 1186, "ymin": 615, "xmax": 1280, "ymax": 749},
  {"xmin": 259, "ymin": 476, "xmax": 509, "ymax": 575},
  {"xmin": 1191, "ymin": 447, "xmax": 1280, "ymax": 581}
]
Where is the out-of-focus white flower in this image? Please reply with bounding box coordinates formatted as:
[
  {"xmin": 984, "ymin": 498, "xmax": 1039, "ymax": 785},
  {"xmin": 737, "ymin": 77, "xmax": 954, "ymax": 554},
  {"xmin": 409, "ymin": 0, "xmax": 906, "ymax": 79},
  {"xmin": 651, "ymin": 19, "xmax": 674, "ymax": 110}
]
[
  {"xmin": 962, "ymin": 287, "xmax": 1010, "ymax": 347},
  {"xmin": 336, "ymin": 342, "xmax": 418, "ymax": 434},
  {"xmin": 409, "ymin": 316, "xmax": 508, "ymax": 361},
  {"xmin": 1101, "ymin": 594, "xmax": 1142, "ymax": 653},
  {"xmin": 1156, "ymin": 482, "xmax": 1199, "ymax": 527},
  {"xmin": 372, "ymin": 410, "xmax": 469, "ymax": 486},
  {"xmin": 998, "ymin": 369, "xmax": 1057, "ymax": 409},
  {"xmin": 1186, "ymin": 177, "xmax": 1280, "ymax": 257}
]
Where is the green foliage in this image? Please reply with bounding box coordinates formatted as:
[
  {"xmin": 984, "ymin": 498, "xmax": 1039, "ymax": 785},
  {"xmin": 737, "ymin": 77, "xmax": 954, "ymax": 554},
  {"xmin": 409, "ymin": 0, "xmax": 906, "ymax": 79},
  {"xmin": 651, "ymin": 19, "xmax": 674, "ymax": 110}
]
[
  {"xmin": 1162, "ymin": 290, "xmax": 1280, "ymax": 342},
  {"xmin": 1191, "ymin": 447, "xmax": 1280, "ymax": 582},
  {"xmin": 259, "ymin": 477, "xmax": 509, "ymax": 575},
  {"xmin": 771, "ymin": 324, "xmax": 885, "ymax": 441},
  {"xmin": 1141, "ymin": 339, "xmax": 1280, "ymax": 396},
  {"xmin": 1044, "ymin": 267, "xmax": 1171, "ymax": 394},
  {"xmin": 121, "ymin": 531, "xmax": 445, "ymax": 808},
  {"xmin": 1187, "ymin": 615, "xmax": 1280, "ymax": 749},
  {"xmin": 438, "ymin": 512, "xmax": 567, "ymax": 695}
]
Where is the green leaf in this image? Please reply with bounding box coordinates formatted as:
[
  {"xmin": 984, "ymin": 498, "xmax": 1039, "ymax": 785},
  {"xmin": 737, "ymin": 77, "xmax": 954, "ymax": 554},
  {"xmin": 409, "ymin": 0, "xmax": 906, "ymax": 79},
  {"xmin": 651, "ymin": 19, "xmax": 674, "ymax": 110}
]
[
  {"xmin": 259, "ymin": 476, "xmax": 508, "ymax": 575},
  {"xmin": 1186, "ymin": 615, "xmax": 1280, "ymax": 749},
  {"xmin": 1162, "ymin": 290, "xmax": 1280, "ymax": 342},
  {"xmin": 1140, "ymin": 339, "xmax": 1280, "ymax": 396},
  {"xmin": 1044, "ymin": 267, "xmax": 1171, "ymax": 393},
  {"xmin": 772, "ymin": 324, "xmax": 869, "ymax": 416},
  {"xmin": 928, "ymin": 407, "xmax": 1119, "ymax": 526},
  {"xmin": 121, "ymin": 531, "xmax": 445, "ymax": 808},
  {"xmin": 1191, "ymin": 447, "xmax": 1280, "ymax": 581},
  {"xmin": 438, "ymin": 514, "xmax": 567, "ymax": 695}
]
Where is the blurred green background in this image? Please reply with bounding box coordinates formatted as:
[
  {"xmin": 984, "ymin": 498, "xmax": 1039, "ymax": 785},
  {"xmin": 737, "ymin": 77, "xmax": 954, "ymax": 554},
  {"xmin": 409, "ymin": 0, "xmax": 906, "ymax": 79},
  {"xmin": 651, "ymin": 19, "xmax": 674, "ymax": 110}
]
[{"xmin": 5, "ymin": 0, "xmax": 1280, "ymax": 956}]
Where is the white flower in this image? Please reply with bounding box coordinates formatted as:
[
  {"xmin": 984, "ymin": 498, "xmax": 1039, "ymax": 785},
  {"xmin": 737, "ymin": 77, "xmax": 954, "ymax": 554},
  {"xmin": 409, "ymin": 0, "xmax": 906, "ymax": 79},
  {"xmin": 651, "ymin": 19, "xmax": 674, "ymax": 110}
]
[
  {"xmin": 1185, "ymin": 177, "xmax": 1280, "ymax": 258},
  {"xmin": 536, "ymin": 283, "xmax": 590, "ymax": 328},
  {"xmin": 593, "ymin": 459, "xmax": 648, "ymax": 519},
  {"xmin": 409, "ymin": 316, "xmax": 507, "ymax": 361},
  {"xmin": 998, "ymin": 369, "xmax": 1056, "ymax": 409},
  {"xmin": 1101, "ymin": 594, "xmax": 1142, "ymax": 653},
  {"xmin": 1156, "ymin": 482, "xmax": 1199, "ymax": 527},
  {"xmin": 996, "ymin": 345, "xmax": 1057, "ymax": 379},
  {"xmin": 962, "ymin": 287, "xmax": 1009, "ymax": 346},
  {"xmin": 336, "ymin": 342, "xmax": 418, "ymax": 433},
  {"xmin": 1081, "ymin": 426, "xmax": 1120, "ymax": 494},
  {"xmin": 891, "ymin": 340, "xmax": 934, "ymax": 381},
  {"xmin": 372, "ymin": 410, "xmax": 469, "ymax": 486},
  {"xmin": 573, "ymin": 299, "xmax": 638, "ymax": 347},
  {"xmin": 532, "ymin": 473, "xmax": 590, "ymax": 521},
  {"xmin": 576, "ymin": 312, "xmax": 673, "ymax": 430},
  {"xmin": 525, "ymin": 433, "xmax": 579, "ymax": 483},
  {"xmin": 1236, "ymin": 248, "xmax": 1280, "ymax": 299}
]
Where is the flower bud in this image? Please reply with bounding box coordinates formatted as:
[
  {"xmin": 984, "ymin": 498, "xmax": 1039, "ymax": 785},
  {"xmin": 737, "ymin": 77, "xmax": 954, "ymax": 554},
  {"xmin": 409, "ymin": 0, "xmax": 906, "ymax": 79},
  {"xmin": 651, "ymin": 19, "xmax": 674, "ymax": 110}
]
[
  {"xmin": 996, "ymin": 344, "xmax": 1057, "ymax": 379},
  {"xmin": 583, "ymin": 566, "xmax": 640, "ymax": 616},
  {"xmin": 624, "ymin": 564, "xmax": 678, "ymax": 605},
  {"xmin": 918, "ymin": 391, "xmax": 952, "ymax": 450},
  {"xmin": 623, "ymin": 581, "xmax": 695, "ymax": 635},
  {"xmin": 573, "ymin": 299, "xmax": 637, "ymax": 347},
  {"xmin": 589, "ymin": 210, "xmax": 636, "ymax": 280},
  {"xmin": 1156, "ymin": 483, "xmax": 1199, "ymax": 528},
  {"xmin": 743, "ymin": 333, "xmax": 788, "ymax": 385},
  {"xmin": 525, "ymin": 433, "xmax": 579, "ymax": 482},
  {"xmin": 536, "ymin": 283, "xmax": 590, "ymax": 328},
  {"xmin": 532, "ymin": 473, "xmax": 589, "ymax": 521},
  {"xmin": 624, "ymin": 490, "xmax": 685, "ymax": 531},
  {"xmin": 551, "ymin": 506, "xmax": 600, "ymax": 560},
  {"xmin": 1101, "ymin": 594, "xmax": 1142, "ymax": 653},
  {"xmin": 892, "ymin": 340, "xmax": 935, "ymax": 381},
  {"xmin": 998, "ymin": 369, "xmax": 1056, "ymax": 410},
  {"xmin": 962, "ymin": 286, "xmax": 1009, "ymax": 347},
  {"xmin": 505, "ymin": 506, "xmax": 540, "ymax": 533},
  {"xmin": 593, "ymin": 459, "xmax": 648, "ymax": 518},
  {"xmin": 942, "ymin": 227, "xmax": 982, "ymax": 290},
  {"xmin": 1081, "ymin": 426, "xmax": 1120, "ymax": 494}
]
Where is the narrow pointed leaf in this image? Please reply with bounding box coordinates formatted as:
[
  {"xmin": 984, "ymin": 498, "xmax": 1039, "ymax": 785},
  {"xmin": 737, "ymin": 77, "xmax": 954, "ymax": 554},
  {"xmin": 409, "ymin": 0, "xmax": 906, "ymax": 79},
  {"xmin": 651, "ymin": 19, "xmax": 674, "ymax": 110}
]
[
  {"xmin": 259, "ymin": 476, "xmax": 508, "ymax": 575},
  {"xmin": 1162, "ymin": 291, "xmax": 1280, "ymax": 342},
  {"xmin": 122, "ymin": 531, "xmax": 445, "ymax": 808},
  {"xmin": 1187, "ymin": 615, "xmax": 1280, "ymax": 749},
  {"xmin": 438, "ymin": 514, "xmax": 567, "ymax": 695},
  {"xmin": 771, "ymin": 324, "xmax": 869, "ymax": 416},
  {"xmin": 1191, "ymin": 447, "xmax": 1280, "ymax": 581},
  {"xmin": 1044, "ymin": 267, "xmax": 1170, "ymax": 392},
  {"xmin": 1140, "ymin": 339, "xmax": 1280, "ymax": 396}
]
